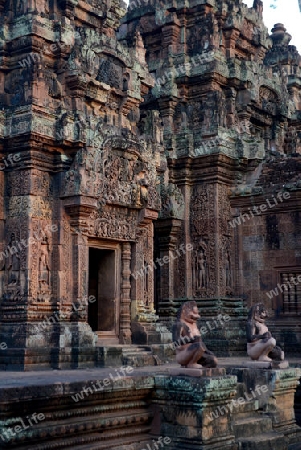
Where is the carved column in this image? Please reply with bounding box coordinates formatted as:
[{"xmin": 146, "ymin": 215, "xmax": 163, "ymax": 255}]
[
  {"xmin": 190, "ymin": 182, "xmax": 234, "ymax": 299},
  {"xmin": 132, "ymin": 209, "xmax": 158, "ymax": 322},
  {"xmin": 267, "ymin": 368, "xmax": 301, "ymax": 436},
  {"xmin": 120, "ymin": 242, "xmax": 132, "ymax": 344},
  {"xmin": 70, "ymin": 231, "xmax": 88, "ymax": 321},
  {"xmin": 154, "ymin": 218, "xmax": 182, "ymax": 317}
]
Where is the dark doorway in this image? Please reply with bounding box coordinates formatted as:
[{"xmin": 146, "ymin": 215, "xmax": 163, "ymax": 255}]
[{"xmin": 88, "ymin": 248, "xmax": 118, "ymax": 340}]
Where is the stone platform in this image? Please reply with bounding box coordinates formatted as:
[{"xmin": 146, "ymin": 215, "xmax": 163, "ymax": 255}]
[{"xmin": 0, "ymin": 358, "xmax": 300, "ymax": 449}]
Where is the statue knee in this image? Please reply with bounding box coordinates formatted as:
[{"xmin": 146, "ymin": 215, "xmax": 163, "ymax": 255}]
[
  {"xmin": 211, "ymin": 355, "xmax": 218, "ymax": 368},
  {"xmin": 195, "ymin": 342, "xmax": 206, "ymax": 355},
  {"xmin": 269, "ymin": 338, "xmax": 276, "ymax": 347}
]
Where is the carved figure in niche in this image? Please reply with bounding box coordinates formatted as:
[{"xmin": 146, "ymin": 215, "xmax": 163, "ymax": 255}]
[
  {"xmin": 97, "ymin": 59, "xmax": 121, "ymax": 89},
  {"xmin": 131, "ymin": 183, "xmax": 140, "ymax": 205},
  {"xmin": 47, "ymin": 73, "xmax": 62, "ymax": 99},
  {"xmin": 7, "ymin": 234, "xmax": 20, "ymax": 287},
  {"xmin": 81, "ymin": 45, "xmax": 98, "ymax": 76},
  {"xmin": 34, "ymin": 0, "xmax": 49, "ymax": 14},
  {"xmin": 195, "ymin": 240, "xmax": 208, "ymax": 291},
  {"xmin": 203, "ymin": 107, "xmax": 216, "ymax": 131},
  {"xmin": 200, "ymin": 27, "xmax": 210, "ymax": 50},
  {"xmin": 137, "ymin": 171, "xmax": 148, "ymax": 206},
  {"xmin": 67, "ymin": 42, "xmax": 82, "ymax": 71},
  {"xmin": 135, "ymin": 31, "xmax": 147, "ymax": 66},
  {"xmin": 15, "ymin": 0, "xmax": 25, "ymax": 15},
  {"xmin": 225, "ymin": 248, "xmax": 232, "ymax": 293},
  {"xmin": 5, "ymin": 71, "xmax": 28, "ymax": 106},
  {"xmin": 253, "ymin": 0, "xmax": 263, "ymax": 14},
  {"xmin": 246, "ymin": 303, "xmax": 285, "ymax": 363},
  {"xmin": 197, "ymin": 250, "xmax": 206, "ymax": 290},
  {"xmin": 153, "ymin": 111, "xmax": 163, "ymax": 145},
  {"xmin": 38, "ymin": 236, "xmax": 50, "ymax": 294},
  {"xmin": 172, "ymin": 301, "xmax": 218, "ymax": 368},
  {"xmin": 219, "ymin": 93, "xmax": 227, "ymax": 127},
  {"xmin": 123, "ymin": 73, "xmax": 130, "ymax": 91}
]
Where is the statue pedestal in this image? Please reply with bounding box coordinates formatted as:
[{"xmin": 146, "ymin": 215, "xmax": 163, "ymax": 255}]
[
  {"xmin": 237, "ymin": 360, "xmax": 289, "ymax": 370},
  {"xmin": 153, "ymin": 372, "xmax": 237, "ymax": 449},
  {"xmin": 271, "ymin": 360, "xmax": 289, "ymax": 369}
]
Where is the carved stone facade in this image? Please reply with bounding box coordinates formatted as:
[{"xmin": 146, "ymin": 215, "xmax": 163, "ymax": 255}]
[
  {"xmin": 124, "ymin": 0, "xmax": 301, "ymax": 354},
  {"xmin": 0, "ymin": 0, "xmax": 164, "ymax": 368},
  {"xmin": 0, "ymin": 0, "xmax": 301, "ymax": 368}
]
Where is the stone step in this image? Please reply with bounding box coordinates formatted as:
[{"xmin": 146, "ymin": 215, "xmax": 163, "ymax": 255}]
[
  {"xmin": 122, "ymin": 345, "xmax": 162, "ymax": 367},
  {"xmin": 131, "ymin": 322, "xmax": 172, "ymax": 345},
  {"xmin": 231, "ymin": 400, "xmax": 259, "ymax": 415},
  {"xmin": 233, "ymin": 415, "xmax": 273, "ymax": 438},
  {"xmin": 123, "ymin": 351, "xmax": 162, "ymax": 367},
  {"xmin": 122, "ymin": 345, "xmax": 152, "ymax": 353},
  {"xmin": 121, "ymin": 345, "xmax": 162, "ymax": 366},
  {"xmin": 96, "ymin": 345, "xmax": 162, "ymax": 368},
  {"xmin": 237, "ymin": 431, "xmax": 286, "ymax": 450}
]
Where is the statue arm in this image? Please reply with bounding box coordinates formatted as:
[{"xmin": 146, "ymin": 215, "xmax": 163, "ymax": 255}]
[
  {"xmin": 246, "ymin": 321, "xmax": 266, "ymax": 343},
  {"xmin": 191, "ymin": 335, "xmax": 202, "ymax": 342},
  {"xmin": 172, "ymin": 322, "xmax": 183, "ymax": 342},
  {"xmin": 172, "ymin": 322, "xmax": 194, "ymax": 345}
]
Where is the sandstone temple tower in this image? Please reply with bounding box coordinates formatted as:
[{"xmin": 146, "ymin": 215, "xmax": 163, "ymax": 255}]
[
  {"xmin": 0, "ymin": 0, "xmax": 166, "ymax": 369},
  {"xmin": 124, "ymin": 0, "xmax": 301, "ymax": 353},
  {"xmin": 0, "ymin": 0, "xmax": 300, "ymax": 369}
]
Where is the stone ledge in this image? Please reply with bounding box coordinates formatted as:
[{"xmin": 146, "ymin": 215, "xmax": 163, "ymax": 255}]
[
  {"xmin": 168, "ymin": 367, "xmax": 226, "ymax": 377},
  {"xmin": 227, "ymin": 360, "xmax": 289, "ymax": 370}
]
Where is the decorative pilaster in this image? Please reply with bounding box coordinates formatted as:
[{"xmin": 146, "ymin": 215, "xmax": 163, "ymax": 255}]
[
  {"xmin": 120, "ymin": 242, "xmax": 132, "ymax": 344},
  {"xmin": 154, "ymin": 218, "xmax": 182, "ymax": 317},
  {"xmin": 266, "ymin": 368, "xmax": 301, "ymax": 436}
]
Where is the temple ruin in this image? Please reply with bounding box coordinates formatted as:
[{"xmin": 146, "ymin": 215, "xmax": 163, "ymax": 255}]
[
  {"xmin": 1, "ymin": 0, "xmax": 301, "ymax": 448},
  {"xmin": 0, "ymin": 0, "xmax": 301, "ymax": 369}
]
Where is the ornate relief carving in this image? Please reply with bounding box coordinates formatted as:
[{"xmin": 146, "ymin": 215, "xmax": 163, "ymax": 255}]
[
  {"xmin": 135, "ymin": 227, "xmax": 149, "ymax": 309},
  {"xmin": 175, "ymin": 226, "xmax": 186, "ymax": 298},
  {"xmin": 190, "ymin": 185, "xmax": 216, "ymax": 297},
  {"xmin": 38, "ymin": 236, "xmax": 51, "ymax": 299},
  {"xmin": 190, "ymin": 184, "xmax": 215, "ymax": 236},
  {"xmin": 218, "ymin": 186, "xmax": 232, "ymax": 236},
  {"xmin": 192, "ymin": 237, "xmax": 215, "ymax": 298},
  {"xmin": 7, "ymin": 171, "xmax": 29, "ymax": 197},
  {"xmin": 259, "ymin": 86, "xmax": 279, "ymax": 116},
  {"xmin": 202, "ymin": 92, "xmax": 218, "ymax": 134},
  {"xmin": 63, "ymin": 135, "xmax": 159, "ymax": 211},
  {"xmin": 97, "ymin": 58, "xmax": 122, "ymax": 88},
  {"xmin": 0, "ymin": 225, "xmax": 25, "ymax": 302},
  {"xmin": 8, "ymin": 196, "xmax": 52, "ymax": 219},
  {"xmin": 194, "ymin": 239, "xmax": 208, "ymax": 292},
  {"xmin": 4, "ymin": 68, "xmax": 33, "ymax": 106},
  {"xmin": 92, "ymin": 207, "xmax": 137, "ymax": 241},
  {"xmin": 160, "ymin": 183, "xmax": 184, "ymax": 219},
  {"xmin": 218, "ymin": 186, "xmax": 233, "ymax": 296},
  {"xmin": 62, "ymin": 218, "xmax": 72, "ymax": 302},
  {"xmin": 6, "ymin": 233, "xmax": 21, "ymax": 288}
]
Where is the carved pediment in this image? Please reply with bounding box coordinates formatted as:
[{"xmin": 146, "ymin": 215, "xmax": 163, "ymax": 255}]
[{"xmin": 62, "ymin": 135, "xmax": 160, "ymax": 211}]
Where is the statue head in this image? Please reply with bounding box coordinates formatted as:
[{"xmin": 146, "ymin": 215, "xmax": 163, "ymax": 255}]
[
  {"xmin": 248, "ymin": 303, "xmax": 268, "ymax": 323},
  {"xmin": 177, "ymin": 300, "xmax": 200, "ymax": 324}
]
